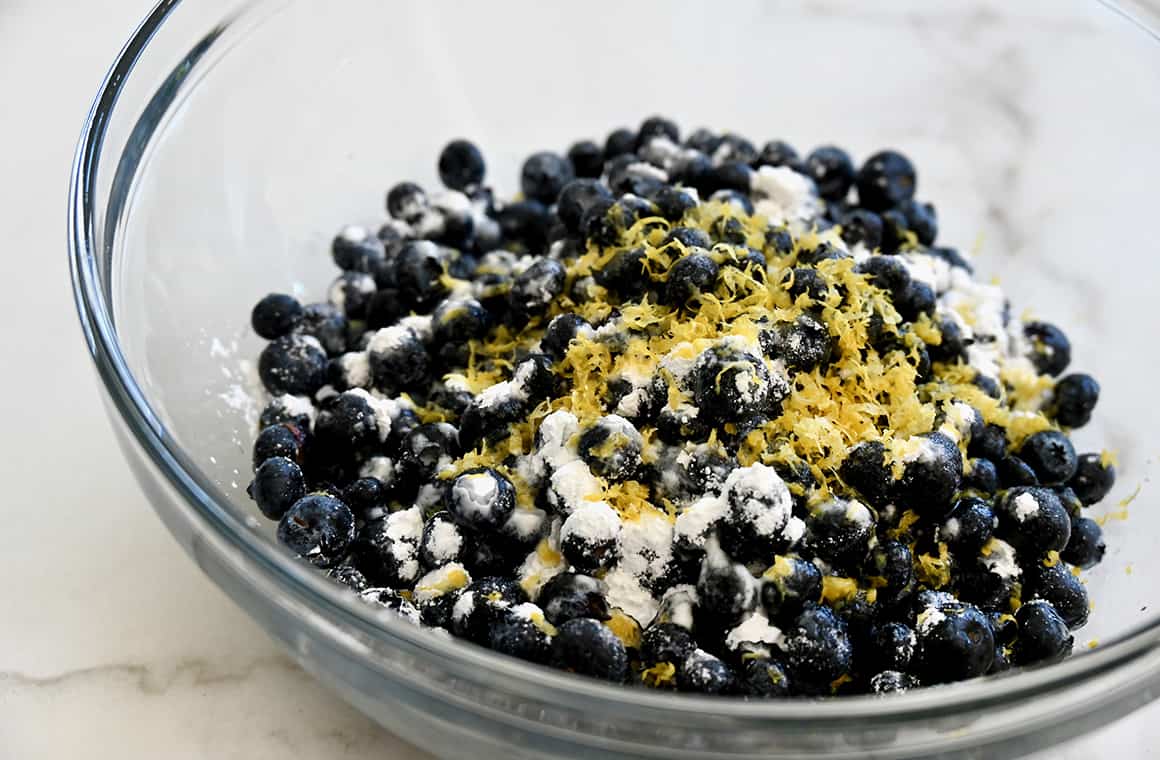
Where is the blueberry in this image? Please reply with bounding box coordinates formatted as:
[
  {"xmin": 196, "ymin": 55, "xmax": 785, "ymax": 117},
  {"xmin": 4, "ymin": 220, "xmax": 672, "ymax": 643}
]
[
  {"xmin": 640, "ymin": 622, "xmax": 697, "ymax": 668},
  {"xmin": 897, "ymin": 199, "xmax": 938, "ymax": 246},
  {"xmin": 857, "ymin": 254, "xmax": 911, "ymax": 295},
  {"xmin": 538, "ymin": 572, "xmax": 609, "ymax": 625},
  {"xmin": 838, "ymin": 209, "xmax": 883, "ymax": 250},
  {"xmin": 395, "ymin": 240, "xmax": 448, "ymax": 309},
  {"xmin": 998, "ymin": 455, "xmax": 1039, "ymax": 487},
  {"xmin": 384, "ymin": 407, "xmax": 420, "ymax": 456},
  {"xmin": 1062, "ymin": 516, "xmax": 1106, "ymax": 570},
  {"xmin": 672, "ymin": 150, "xmax": 715, "ymax": 191},
  {"xmin": 650, "ymin": 185, "xmax": 698, "ymax": 222},
  {"xmin": 458, "ymin": 392, "xmax": 526, "ymax": 449},
  {"xmin": 437, "ymin": 139, "xmax": 486, "ymax": 191},
  {"xmin": 607, "ymin": 159, "xmax": 667, "ymax": 198},
  {"xmin": 1024, "ymin": 321, "xmax": 1072, "ymax": 377},
  {"xmin": 863, "ymin": 622, "xmax": 916, "ymax": 674},
  {"xmin": 251, "ymin": 293, "xmax": 305, "ymax": 340},
  {"xmin": 252, "ymin": 422, "xmax": 306, "ymax": 468},
  {"xmin": 331, "ymin": 226, "xmax": 387, "ymax": 273},
  {"xmin": 342, "ymin": 477, "xmax": 387, "ymax": 516},
  {"xmin": 509, "ymin": 258, "xmax": 566, "ymax": 320},
  {"xmin": 940, "ymin": 497, "xmax": 995, "ymax": 553},
  {"xmin": 577, "ymin": 415, "xmax": 643, "ymax": 481},
  {"xmin": 894, "ymin": 280, "xmax": 936, "ymax": 323},
  {"xmin": 740, "ymin": 656, "xmax": 792, "ymax": 697},
  {"xmin": 870, "ymin": 671, "xmax": 921, "ymax": 694},
  {"xmin": 1023, "ymin": 561, "xmax": 1089, "ymax": 629},
  {"xmin": 580, "ymin": 197, "xmax": 625, "ymax": 249},
  {"xmin": 783, "ymin": 267, "xmax": 830, "ymax": 303},
  {"xmin": 972, "ymin": 373, "xmax": 1002, "ymax": 400},
  {"xmin": 665, "ymin": 226, "xmax": 713, "ymax": 250},
  {"xmin": 997, "ymin": 486, "xmax": 1071, "ymax": 556},
  {"xmin": 312, "ymin": 390, "xmax": 381, "ymax": 460},
  {"xmin": 678, "ymin": 649, "xmax": 735, "ymax": 695},
  {"xmin": 327, "ymin": 272, "xmax": 376, "ymax": 321},
  {"xmin": 927, "ymin": 315, "xmax": 968, "ymax": 363},
  {"xmin": 497, "ymin": 199, "xmax": 551, "ymax": 251},
  {"xmin": 557, "ymin": 179, "xmax": 613, "ymax": 233},
  {"xmin": 1069, "ymin": 453, "xmax": 1116, "ymax": 505},
  {"xmin": 691, "ymin": 345, "xmax": 785, "ymax": 423},
  {"xmin": 895, "ymin": 433, "xmax": 963, "ymax": 516},
  {"xmin": 367, "ymin": 325, "xmax": 429, "ymax": 394},
  {"xmin": 968, "ymin": 423, "xmax": 1008, "ymax": 461},
  {"xmin": 603, "ymin": 127, "xmax": 637, "ymax": 160},
  {"xmin": 386, "ymin": 181, "xmax": 428, "ymax": 223},
  {"xmin": 550, "ymin": 617, "xmax": 629, "ymax": 682},
  {"xmin": 449, "ymin": 578, "xmax": 528, "ymax": 643},
  {"xmin": 758, "ymin": 140, "xmax": 799, "ymax": 168},
  {"xmin": 864, "ymin": 540, "xmax": 915, "ymax": 607},
  {"xmin": 962, "ymin": 458, "xmax": 1000, "ymax": 494},
  {"xmin": 400, "ymin": 422, "xmax": 460, "ymax": 481},
  {"xmin": 350, "ymin": 509, "xmax": 424, "ymax": 587},
  {"xmin": 804, "ymin": 146, "xmax": 855, "ymax": 202},
  {"xmin": 419, "ymin": 510, "xmax": 465, "ymax": 568},
  {"xmin": 431, "ymin": 297, "xmax": 491, "ymax": 360},
  {"xmin": 914, "ymin": 592, "xmax": 994, "ymax": 683},
  {"xmin": 488, "ymin": 605, "xmax": 553, "ymax": 664},
  {"xmin": 563, "ymin": 140, "xmax": 602, "ymax": 180},
  {"xmin": 664, "ymin": 253, "xmax": 719, "ymax": 307},
  {"xmin": 360, "ymin": 588, "xmax": 420, "ymax": 624},
  {"xmin": 560, "ymin": 502, "xmax": 622, "ymax": 573},
  {"xmin": 1051, "ymin": 373, "xmax": 1100, "ymax": 428},
  {"xmin": 1054, "ymin": 485, "xmax": 1085, "ymax": 520},
  {"xmin": 540, "ymin": 314, "xmax": 593, "ymax": 362},
  {"xmin": 247, "ymin": 457, "xmax": 307, "ymax": 520},
  {"xmin": 879, "ymin": 209, "xmax": 910, "ymax": 254},
  {"xmin": 927, "ymin": 245, "xmax": 973, "ymax": 273},
  {"xmin": 698, "ymin": 539, "xmax": 758, "ymax": 627},
  {"xmin": 1014, "ymin": 599, "xmax": 1074, "ymax": 665},
  {"xmin": 327, "ymin": 564, "xmax": 369, "ymax": 592},
  {"xmin": 260, "ymin": 395, "xmax": 314, "ymax": 431},
  {"xmin": 259, "ymin": 334, "xmax": 330, "ymax": 396},
  {"xmin": 855, "ymin": 150, "xmax": 917, "ymax": 211},
  {"xmin": 637, "ymin": 115, "xmax": 680, "ymax": 146},
  {"xmin": 804, "ymin": 498, "xmax": 875, "ymax": 568},
  {"xmin": 445, "ymin": 467, "xmax": 516, "ymax": 532},
  {"xmin": 716, "ymin": 465, "xmax": 795, "ymax": 563},
  {"xmin": 521, "ymin": 151, "xmax": 575, "ymax": 204},
  {"xmin": 709, "ymin": 189, "xmax": 755, "ymax": 215},
  {"xmin": 708, "ymin": 161, "xmax": 753, "ymax": 194},
  {"xmin": 782, "ymin": 604, "xmax": 854, "ymax": 695},
  {"xmin": 760, "ymin": 557, "xmax": 822, "ymax": 623},
  {"xmin": 277, "ymin": 494, "xmax": 356, "ymax": 568},
  {"xmin": 761, "ymin": 314, "xmax": 833, "ymax": 372},
  {"xmin": 1018, "ymin": 430, "xmax": 1078, "ymax": 485}
]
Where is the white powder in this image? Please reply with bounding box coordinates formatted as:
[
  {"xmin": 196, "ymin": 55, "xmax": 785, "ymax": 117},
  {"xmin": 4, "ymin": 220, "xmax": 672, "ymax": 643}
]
[
  {"xmin": 384, "ymin": 506, "xmax": 424, "ymax": 582},
  {"xmin": 412, "ymin": 562, "xmax": 471, "ymax": 603},
  {"xmin": 722, "ymin": 464, "xmax": 793, "ymax": 538},
  {"xmin": 1012, "ymin": 491, "xmax": 1041, "ymax": 522},
  {"xmin": 616, "ymin": 507, "xmax": 674, "ymax": 583},
  {"xmin": 431, "ymin": 189, "xmax": 472, "ymax": 216},
  {"xmin": 561, "ymin": 501, "xmax": 622, "ymax": 544},
  {"xmin": 615, "ymin": 386, "xmax": 649, "ymax": 418},
  {"xmin": 339, "ymin": 351, "xmax": 371, "ymax": 388},
  {"xmin": 625, "ymin": 161, "xmax": 669, "ymax": 183},
  {"xmin": 272, "ymin": 394, "xmax": 316, "ymax": 424},
  {"xmin": 399, "ymin": 314, "xmax": 434, "ymax": 342},
  {"xmin": 657, "ymin": 585, "xmax": 697, "ymax": 630},
  {"xmin": 443, "ymin": 374, "xmax": 473, "ymax": 394},
  {"xmin": 345, "ymin": 388, "xmax": 400, "ymax": 441},
  {"xmin": 359, "ymin": 456, "xmax": 395, "ymax": 484},
  {"xmin": 415, "ymin": 482, "xmax": 443, "ymax": 510},
  {"xmin": 725, "ymin": 611, "xmax": 784, "ymax": 654},
  {"xmin": 424, "ymin": 519, "xmax": 463, "ymax": 564},
  {"xmin": 503, "ymin": 507, "xmax": 547, "ymax": 543},
  {"xmin": 901, "ymin": 251, "xmax": 952, "ymax": 294},
  {"xmin": 674, "ymin": 494, "xmax": 729, "ymax": 549},
  {"xmin": 844, "ymin": 499, "xmax": 873, "ymax": 528},
  {"xmin": 549, "ymin": 459, "xmax": 603, "ymax": 514},
  {"xmin": 339, "ymin": 223, "xmax": 368, "ymax": 243},
  {"xmin": 451, "ymin": 590, "xmax": 476, "ymax": 623},
  {"xmin": 941, "ymin": 517, "xmax": 962, "ymax": 540},
  {"xmin": 917, "ymin": 605, "xmax": 947, "ymax": 634},
  {"xmin": 982, "ymin": 538, "xmax": 1022, "ymax": 579},
  {"xmin": 603, "ymin": 567, "xmax": 659, "ymax": 626},
  {"xmin": 452, "ymin": 470, "xmax": 500, "ymax": 520},
  {"xmin": 749, "ymin": 166, "xmax": 820, "ymax": 225},
  {"xmin": 535, "ymin": 410, "xmax": 580, "ymax": 474},
  {"xmin": 517, "ymin": 521, "xmax": 566, "ymax": 600},
  {"xmin": 639, "ymin": 136, "xmax": 680, "ymax": 169},
  {"xmin": 368, "ymin": 325, "xmax": 414, "ymax": 356},
  {"xmin": 659, "ymin": 343, "xmax": 699, "ymax": 381}
]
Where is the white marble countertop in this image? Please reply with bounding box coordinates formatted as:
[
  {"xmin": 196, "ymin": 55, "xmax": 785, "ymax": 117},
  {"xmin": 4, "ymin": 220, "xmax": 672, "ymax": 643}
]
[{"xmin": 1, "ymin": 1, "xmax": 1158, "ymax": 758}]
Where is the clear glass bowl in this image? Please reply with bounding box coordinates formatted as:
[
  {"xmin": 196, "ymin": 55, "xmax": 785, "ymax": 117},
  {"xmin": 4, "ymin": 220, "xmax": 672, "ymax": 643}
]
[{"xmin": 69, "ymin": 1, "xmax": 1160, "ymax": 757}]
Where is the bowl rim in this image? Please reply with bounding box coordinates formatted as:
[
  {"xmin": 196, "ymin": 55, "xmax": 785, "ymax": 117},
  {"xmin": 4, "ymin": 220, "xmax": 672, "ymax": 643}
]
[{"xmin": 68, "ymin": 0, "xmax": 1160, "ymax": 727}]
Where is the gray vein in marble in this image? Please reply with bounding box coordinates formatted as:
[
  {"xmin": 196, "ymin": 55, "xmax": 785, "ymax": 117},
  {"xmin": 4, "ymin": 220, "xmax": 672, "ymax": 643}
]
[{"xmin": 0, "ymin": 655, "xmax": 296, "ymax": 695}]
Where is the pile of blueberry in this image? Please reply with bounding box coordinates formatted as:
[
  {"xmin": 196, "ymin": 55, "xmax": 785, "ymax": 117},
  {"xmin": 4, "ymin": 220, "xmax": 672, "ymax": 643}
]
[{"xmin": 244, "ymin": 115, "xmax": 1116, "ymax": 697}]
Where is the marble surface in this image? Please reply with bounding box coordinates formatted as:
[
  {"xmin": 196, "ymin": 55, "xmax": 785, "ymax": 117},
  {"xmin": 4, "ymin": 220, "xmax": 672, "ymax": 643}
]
[{"xmin": 1, "ymin": 0, "xmax": 1159, "ymax": 758}]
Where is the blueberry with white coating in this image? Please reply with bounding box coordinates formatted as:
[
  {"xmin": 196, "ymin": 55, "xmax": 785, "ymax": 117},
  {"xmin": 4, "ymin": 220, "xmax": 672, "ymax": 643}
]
[
  {"xmin": 312, "ymin": 390, "xmax": 381, "ymax": 460},
  {"xmin": 509, "ymin": 258, "xmax": 566, "ymax": 320},
  {"xmin": 640, "ymin": 622, "xmax": 697, "ymax": 667},
  {"xmin": 870, "ymin": 671, "xmax": 920, "ymax": 694},
  {"xmin": 740, "ymin": 656, "xmax": 792, "ymax": 697},
  {"xmin": 577, "ymin": 415, "xmax": 643, "ymax": 481},
  {"xmin": 560, "ymin": 502, "xmax": 622, "ymax": 573},
  {"xmin": 400, "ymin": 422, "xmax": 461, "ymax": 480},
  {"xmin": 697, "ymin": 538, "xmax": 757, "ymax": 627},
  {"xmin": 419, "ymin": 511, "xmax": 465, "ymax": 568},
  {"xmin": 867, "ymin": 622, "xmax": 917, "ymax": 673},
  {"xmin": 913, "ymin": 592, "xmax": 994, "ymax": 683},
  {"xmin": 277, "ymin": 494, "xmax": 356, "ymax": 568},
  {"xmin": 252, "ymin": 422, "xmax": 306, "ymax": 468},
  {"xmin": 394, "ymin": 240, "xmax": 448, "ymax": 309},
  {"xmin": 678, "ymin": 649, "xmax": 736, "ymax": 695},
  {"xmin": 259, "ymin": 334, "xmax": 329, "ymax": 396},
  {"xmin": 489, "ymin": 605, "xmax": 553, "ymax": 664},
  {"xmin": 1014, "ymin": 599, "xmax": 1073, "ymax": 665},
  {"xmin": 446, "ymin": 468, "xmax": 516, "ymax": 532},
  {"xmin": 894, "ymin": 432, "xmax": 963, "ymax": 516},
  {"xmin": 855, "ymin": 150, "xmax": 917, "ymax": 212},
  {"xmin": 1023, "ymin": 561, "xmax": 1090, "ymax": 629},
  {"xmin": 717, "ymin": 465, "xmax": 795, "ymax": 563},
  {"xmin": 691, "ymin": 345, "xmax": 785, "ymax": 423},
  {"xmin": 1017, "ymin": 430, "xmax": 1078, "ymax": 485},
  {"xmin": 761, "ymin": 314, "xmax": 833, "ymax": 373},
  {"xmin": 367, "ymin": 325, "xmax": 429, "ymax": 394},
  {"xmin": 782, "ymin": 604, "xmax": 854, "ymax": 695},
  {"xmin": 328, "ymin": 564, "xmax": 369, "ymax": 592},
  {"xmin": 550, "ymin": 617, "xmax": 628, "ymax": 682},
  {"xmin": 804, "ymin": 497, "xmax": 875, "ymax": 568},
  {"xmin": 556, "ymin": 179, "xmax": 613, "ymax": 233},
  {"xmin": 540, "ymin": 314, "xmax": 593, "ymax": 361},
  {"xmin": 521, "ymin": 151, "xmax": 575, "ymax": 204},
  {"xmin": 251, "ymin": 293, "xmax": 304, "ymax": 340},
  {"xmin": 437, "ymin": 139, "xmax": 486, "ymax": 191},
  {"xmin": 997, "ymin": 486, "xmax": 1071, "ymax": 556},
  {"xmin": 664, "ymin": 253, "xmax": 719, "ymax": 307},
  {"xmin": 332, "ymin": 225, "xmax": 387, "ymax": 273},
  {"xmin": 386, "ymin": 182, "xmax": 428, "ymax": 223},
  {"xmin": 538, "ymin": 573, "xmax": 610, "ymax": 625},
  {"xmin": 760, "ymin": 556, "xmax": 822, "ymax": 622},
  {"xmin": 804, "ymin": 146, "xmax": 855, "ymax": 202},
  {"xmin": 259, "ymin": 395, "xmax": 314, "ymax": 431},
  {"xmin": 1069, "ymin": 453, "xmax": 1116, "ymax": 505},
  {"xmin": 939, "ymin": 497, "xmax": 995, "ymax": 553},
  {"xmin": 248, "ymin": 456, "xmax": 307, "ymax": 520},
  {"xmin": 1024, "ymin": 321, "xmax": 1072, "ymax": 377},
  {"xmin": 1051, "ymin": 373, "xmax": 1100, "ymax": 428}
]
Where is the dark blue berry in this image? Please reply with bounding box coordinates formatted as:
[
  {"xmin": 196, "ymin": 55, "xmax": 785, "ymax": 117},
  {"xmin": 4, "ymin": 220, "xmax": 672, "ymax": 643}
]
[
  {"xmin": 1014, "ymin": 599, "xmax": 1073, "ymax": 665},
  {"xmin": 277, "ymin": 494, "xmax": 356, "ymax": 568},
  {"xmin": 1054, "ymin": 486, "xmax": 1084, "ymax": 520},
  {"xmin": 349, "ymin": 513, "xmax": 421, "ymax": 587},
  {"xmin": 879, "ymin": 209, "xmax": 910, "ymax": 254},
  {"xmin": 740, "ymin": 656, "xmax": 792, "ymax": 697},
  {"xmin": 683, "ymin": 127, "xmax": 721, "ymax": 154},
  {"xmin": 489, "ymin": 606, "xmax": 553, "ymax": 664},
  {"xmin": 1024, "ymin": 321, "xmax": 1072, "ymax": 377},
  {"xmin": 895, "ymin": 432, "xmax": 963, "ymax": 516},
  {"xmin": 927, "ymin": 245, "xmax": 972, "ymax": 272},
  {"xmin": 640, "ymin": 622, "xmax": 697, "ymax": 667},
  {"xmin": 576, "ymin": 415, "xmax": 642, "ymax": 481},
  {"xmin": 870, "ymin": 671, "xmax": 920, "ymax": 694},
  {"xmin": 855, "ymin": 150, "xmax": 917, "ymax": 212},
  {"xmin": 248, "ymin": 456, "xmax": 307, "ymax": 520},
  {"xmin": 386, "ymin": 181, "xmax": 428, "ymax": 223},
  {"xmin": 437, "ymin": 139, "xmax": 486, "ymax": 191},
  {"xmin": 1023, "ymin": 561, "xmax": 1089, "ymax": 629},
  {"xmin": 251, "ymin": 293, "xmax": 304, "ymax": 340},
  {"xmin": 521, "ymin": 151, "xmax": 575, "ymax": 204},
  {"xmin": 1018, "ymin": 430, "xmax": 1078, "ymax": 485},
  {"xmin": 898, "ymin": 199, "xmax": 938, "ymax": 246},
  {"xmin": 867, "ymin": 622, "xmax": 917, "ymax": 673},
  {"xmin": 509, "ymin": 258, "xmax": 566, "ymax": 320},
  {"xmin": 762, "ymin": 314, "xmax": 833, "ymax": 372},
  {"xmin": 782, "ymin": 267, "xmax": 830, "ymax": 303},
  {"xmin": 783, "ymin": 604, "xmax": 854, "ymax": 695},
  {"xmin": 327, "ymin": 564, "xmax": 369, "ymax": 592},
  {"xmin": 395, "ymin": 240, "xmax": 448, "ymax": 309},
  {"xmin": 331, "ymin": 226, "xmax": 387, "ymax": 273},
  {"xmin": 550, "ymin": 617, "xmax": 628, "ymax": 682},
  {"xmin": 692, "ymin": 345, "xmax": 784, "ymax": 423},
  {"xmin": 928, "ymin": 315, "xmax": 968, "ymax": 363},
  {"xmin": 894, "ymin": 280, "xmax": 936, "ymax": 323},
  {"xmin": 259, "ymin": 395, "xmax": 314, "ymax": 431},
  {"xmin": 698, "ymin": 543, "xmax": 757, "ymax": 627},
  {"xmin": 367, "ymin": 326, "xmax": 429, "ymax": 394},
  {"xmin": 342, "ymin": 477, "xmax": 387, "ymax": 517},
  {"xmin": 838, "ymin": 209, "xmax": 883, "ymax": 250},
  {"xmin": 857, "ymin": 254, "xmax": 910, "ymax": 295},
  {"xmin": 804, "ymin": 146, "xmax": 855, "ymax": 202},
  {"xmin": 297, "ymin": 302, "xmax": 349, "ymax": 356},
  {"xmin": 401, "ymin": 423, "xmax": 460, "ymax": 480},
  {"xmin": 259, "ymin": 334, "xmax": 329, "ymax": 396},
  {"xmin": 998, "ymin": 455, "xmax": 1039, "ymax": 487},
  {"xmin": 962, "ymin": 458, "xmax": 1000, "ymax": 494},
  {"xmin": 603, "ymin": 127, "xmax": 637, "ymax": 160},
  {"xmin": 252, "ymin": 422, "xmax": 306, "ymax": 468},
  {"xmin": 709, "ymin": 161, "xmax": 753, "ymax": 194},
  {"xmin": 567, "ymin": 140, "xmax": 604, "ymax": 179},
  {"xmin": 419, "ymin": 511, "xmax": 465, "ymax": 568},
  {"xmin": 865, "ymin": 540, "xmax": 915, "ymax": 607},
  {"xmin": 431, "ymin": 298, "xmax": 491, "ymax": 361},
  {"xmin": 664, "ymin": 253, "xmax": 719, "ymax": 307},
  {"xmin": 1062, "ymin": 516, "xmax": 1106, "ymax": 569},
  {"xmin": 449, "ymin": 577, "xmax": 528, "ymax": 644},
  {"xmin": 997, "ymin": 486, "xmax": 1071, "ymax": 556},
  {"xmin": 805, "ymin": 498, "xmax": 875, "ymax": 568},
  {"xmin": 541, "ymin": 314, "xmax": 593, "ymax": 362},
  {"xmin": 758, "ymin": 140, "xmax": 799, "ymax": 168},
  {"xmin": 678, "ymin": 649, "xmax": 735, "ymax": 695},
  {"xmin": 760, "ymin": 557, "xmax": 822, "ymax": 623},
  {"xmin": 709, "ymin": 189, "xmax": 755, "ymax": 215},
  {"xmin": 972, "ymin": 372, "xmax": 1002, "ymax": 400},
  {"xmin": 637, "ymin": 115, "xmax": 680, "ymax": 146},
  {"xmin": 539, "ymin": 572, "xmax": 610, "ymax": 626},
  {"xmin": 968, "ymin": 423, "xmax": 1007, "ymax": 461},
  {"xmin": 1069, "ymin": 453, "xmax": 1116, "ymax": 505},
  {"xmin": 327, "ymin": 272, "xmax": 376, "ymax": 320},
  {"xmin": 313, "ymin": 390, "xmax": 381, "ymax": 460},
  {"xmin": 914, "ymin": 592, "xmax": 994, "ymax": 683},
  {"xmin": 650, "ymin": 185, "xmax": 698, "ymax": 221},
  {"xmin": 445, "ymin": 467, "xmax": 516, "ymax": 532},
  {"xmin": 1051, "ymin": 373, "xmax": 1099, "ymax": 428},
  {"xmin": 940, "ymin": 497, "xmax": 995, "ymax": 553},
  {"xmin": 497, "ymin": 199, "xmax": 551, "ymax": 252},
  {"xmin": 557, "ymin": 179, "xmax": 613, "ymax": 233}
]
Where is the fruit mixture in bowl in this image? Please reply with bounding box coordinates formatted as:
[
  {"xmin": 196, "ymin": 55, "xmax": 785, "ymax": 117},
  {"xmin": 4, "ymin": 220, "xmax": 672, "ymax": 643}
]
[{"xmin": 245, "ymin": 116, "xmax": 1114, "ymax": 697}]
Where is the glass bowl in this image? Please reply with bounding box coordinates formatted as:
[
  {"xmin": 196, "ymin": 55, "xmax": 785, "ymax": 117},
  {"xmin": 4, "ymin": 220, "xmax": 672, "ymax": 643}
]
[{"xmin": 69, "ymin": 1, "xmax": 1160, "ymax": 757}]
